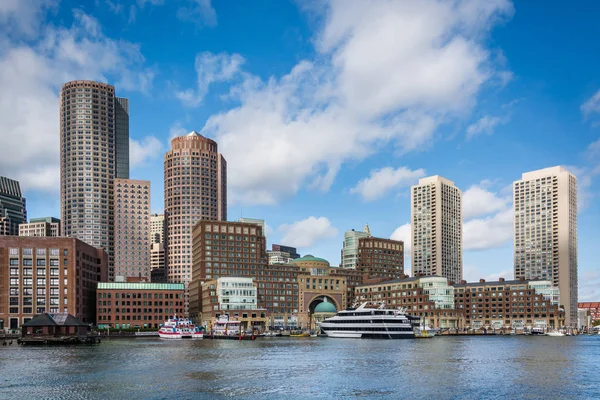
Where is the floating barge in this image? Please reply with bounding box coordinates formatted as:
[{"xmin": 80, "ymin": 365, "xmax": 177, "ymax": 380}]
[{"xmin": 17, "ymin": 336, "xmax": 101, "ymax": 345}]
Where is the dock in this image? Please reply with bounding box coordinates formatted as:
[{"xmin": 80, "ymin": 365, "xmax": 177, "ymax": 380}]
[{"xmin": 17, "ymin": 336, "xmax": 102, "ymax": 345}]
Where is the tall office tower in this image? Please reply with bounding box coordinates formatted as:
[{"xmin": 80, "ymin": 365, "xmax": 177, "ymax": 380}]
[
  {"xmin": 114, "ymin": 179, "xmax": 151, "ymax": 280},
  {"xmin": 19, "ymin": 217, "xmax": 60, "ymax": 237},
  {"xmin": 164, "ymin": 131, "xmax": 227, "ymax": 284},
  {"xmin": 341, "ymin": 225, "xmax": 371, "ymax": 269},
  {"xmin": 115, "ymin": 98, "xmax": 130, "ymax": 179},
  {"xmin": 150, "ymin": 214, "xmax": 166, "ymax": 245},
  {"xmin": 0, "ymin": 176, "xmax": 27, "ymax": 236},
  {"xmin": 150, "ymin": 213, "xmax": 166, "ymax": 274},
  {"xmin": 60, "ymin": 80, "xmax": 129, "ymax": 280},
  {"xmin": 411, "ymin": 176, "xmax": 462, "ymax": 283},
  {"xmin": 513, "ymin": 166, "xmax": 578, "ymax": 326}
]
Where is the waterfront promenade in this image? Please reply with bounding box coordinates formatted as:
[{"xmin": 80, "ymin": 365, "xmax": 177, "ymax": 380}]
[{"xmin": 1, "ymin": 335, "xmax": 599, "ymax": 399}]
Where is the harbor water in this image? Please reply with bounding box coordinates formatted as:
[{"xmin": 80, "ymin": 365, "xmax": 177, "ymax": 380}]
[{"xmin": 1, "ymin": 335, "xmax": 599, "ymax": 399}]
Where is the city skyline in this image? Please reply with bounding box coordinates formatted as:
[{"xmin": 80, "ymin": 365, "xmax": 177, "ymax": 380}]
[{"xmin": 1, "ymin": 1, "xmax": 598, "ymax": 300}]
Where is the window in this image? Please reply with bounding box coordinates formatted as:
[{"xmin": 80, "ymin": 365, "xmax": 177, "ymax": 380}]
[
  {"xmin": 9, "ymin": 258, "xmax": 18, "ymax": 266},
  {"xmin": 37, "ymin": 268, "xmax": 45, "ymax": 276}
]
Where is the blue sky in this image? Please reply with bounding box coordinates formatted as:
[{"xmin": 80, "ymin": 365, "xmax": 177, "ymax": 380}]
[{"xmin": 1, "ymin": 1, "xmax": 598, "ymax": 299}]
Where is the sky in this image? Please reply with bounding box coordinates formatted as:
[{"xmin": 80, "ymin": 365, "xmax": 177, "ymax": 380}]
[{"xmin": 1, "ymin": 0, "xmax": 599, "ymax": 299}]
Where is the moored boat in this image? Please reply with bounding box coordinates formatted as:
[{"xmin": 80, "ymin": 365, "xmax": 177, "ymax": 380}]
[
  {"xmin": 320, "ymin": 302, "xmax": 420, "ymax": 339},
  {"xmin": 158, "ymin": 317, "xmax": 203, "ymax": 339}
]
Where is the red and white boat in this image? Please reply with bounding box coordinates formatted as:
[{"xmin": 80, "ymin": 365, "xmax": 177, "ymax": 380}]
[{"xmin": 158, "ymin": 317, "xmax": 204, "ymax": 339}]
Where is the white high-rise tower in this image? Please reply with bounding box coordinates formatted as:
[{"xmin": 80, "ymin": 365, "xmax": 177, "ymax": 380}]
[
  {"xmin": 411, "ymin": 176, "xmax": 462, "ymax": 283},
  {"xmin": 513, "ymin": 166, "xmax": 577, "ymax": 326}
]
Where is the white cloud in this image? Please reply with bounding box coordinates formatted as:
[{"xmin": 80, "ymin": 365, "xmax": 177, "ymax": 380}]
[
  {"xmin": 390, "ymin": 223, "xmax": 411, "ymax": 254},
  {"xmin": 168, "ymin": 121, "xmax": 189, "ymax": 141},
  {"xmin": 466, "ymin": 114, "xmax": 508, "ymax": 140},
  {"xmin": 177, "ymin": 0, "xmax": 217, "ymax": 28},
  {"xmin": 463, "ymin": 208, "xmax": 513, "ymax": 250},
  {"xmin": 129, "ymin": 136, "xmax": 164, "ymax": 169},
  {"xmin": 350, "ymin": 166, "xmax": 426, "ymax": 201},
  {"xmin": 581, "ymin": 89, "xmax": 600, "ymax": 117},
  {"xmin": 278, "ymin": 216, "xmax": 338, "ymax": 248},
  {"xmin": 0, "ymin": 7, "xmax": 153, "ymax": 194},
  {"xmin": 462, "ymin": 182, "xmax": 510, "ymax": 219},
  {"xmin": 0, "ymin": 0, "xmax": 56, "ymax": 38},
  {"xmin": 176, "ymin": 52, "xmax": 244, "ymax": 107},
  {"xmin": 579, "ymin": 270, "xmax": 600, "ymax": 302},
  {"xmin": 197, "ymin": 0, "xmax": 513, "ymax": 205}
]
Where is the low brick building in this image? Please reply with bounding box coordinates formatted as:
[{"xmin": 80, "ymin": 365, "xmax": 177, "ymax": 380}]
[
  {"xmin": 578, "ymin": 302, "xmax": 600, "ymax": 323},
  {"xmin": 96, "ymin": 282, "xmax": 185, "ymax": 329},
  {"xmin": 0, "ymin": 236, "xmax": 108, "ymax": 330},
  {"xmin": 453, "ymin": 278, "xmax": 564, "ymax": 331}
]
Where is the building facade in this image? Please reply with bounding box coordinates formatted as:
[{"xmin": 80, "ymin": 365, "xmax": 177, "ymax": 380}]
[
  {"xmin": 113, "ymin": 179, "xmax": 151, "ymax": 280},
  {"xmin": 513, "ymin": 166, "xmax": 578, "ymax": 326},
  {"xmin": 267, "ymin": 250, "xmax": 293, "ymax": 265},
  {"xmin": 150, "ymin": 213, "xmax": 166, "ymax": 245},
  {"xmin": 0, "ymin": 237, "xmax": 108, "ymax": 330},
  {"xmin": 357, "ymin": 236, "xmax": 404, "ymax": 284},
  {"xmin": 190, "ymin": 220, "xmax": 266, "ymax": 316},
  {"xmin": 341, "ymin": 225, "xmax": 371, "ymax": 269},
  {"xmin": 0, "ymin": 176, "xmax": 27, "ymax": 236},
  {"xmin": 271, "ymin": 244, "xmax": 300, "ymax": 259},
  {"xmin": 164, "ymin": 131, "xmax": 227, "ymax": 285},
  {"xmin": 60, "ymin": 80, "xmax": 129, "ymax": 281},
  {"xmin": 19, "ymin": 217, "xmax": 61, "ymax": 237},
  {"xmin": 411, "ymin": 175, "xmax": 462, "ymax": 283},
  {"xmin": 355, "ymin": 276, "xmax": 459, "ymax": 329},
  {"xmin": 578, "ymin": 302, "xmax": 600, "ymax": 322},
  {"xmin": 96, "ymin": 282, "xmax": 185, "ymax": 329},
  {"xmin": 453, "ymin": 278, "xmax": 564, "ymax": 331},
  {"xmin": 199, "ymin": 277, "xmax": 268, "ymax": 332}
]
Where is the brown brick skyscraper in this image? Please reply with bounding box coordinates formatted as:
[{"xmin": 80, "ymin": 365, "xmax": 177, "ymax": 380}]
[{"xmin": 164, "ymin": 131, "xmax": 226, "ymax": 286}]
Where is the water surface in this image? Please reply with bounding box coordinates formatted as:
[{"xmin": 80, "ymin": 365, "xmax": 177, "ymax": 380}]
[{"xmin": 1, "ymin": 336, "xmax": 599, "ymax": 399}]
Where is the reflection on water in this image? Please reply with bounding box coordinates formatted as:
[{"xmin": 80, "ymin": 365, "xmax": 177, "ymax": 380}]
[{"xmin": 0, "ymin": 336, "xmax": 599, "ymax": 399}]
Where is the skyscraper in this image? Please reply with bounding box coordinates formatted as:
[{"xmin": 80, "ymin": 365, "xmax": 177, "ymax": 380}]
[
  {"xmin": 513, "ymin": 166, "xmax": 578, "ymax": 326},
  {"xmin": 113, "ymin": 179, "xmax": 150, "ymax": 280},
  {"xmin": 150, "ymin": 214, "xmax": 166, "ymax": 274},
  {"xmin": 0, "ymin": 176, "xmax": 26, "ymax": 236},
  {"xmin": 341, "ymin": 225, "xmax": 371, "ymax": 269},
  {"xmin": 60, "ymin": 80, "xmax": 129, "ymax": 280},
  {"xmin": 411, "ymin": 175, "xmax": 462, "ymax": 283},
  {"xmin": 164, "ymin": 131, "xmax": 227, "ymax": 284}
]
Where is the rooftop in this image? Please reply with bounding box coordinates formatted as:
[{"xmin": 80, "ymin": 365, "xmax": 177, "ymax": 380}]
[{"xmin": 97, "ymin": 282, "xmax": 185, "ymax": 290}]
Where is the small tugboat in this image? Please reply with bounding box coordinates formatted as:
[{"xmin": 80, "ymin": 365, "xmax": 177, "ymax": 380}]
[{"xmin": 158, "ymin": 317, "xmax": 203, "ymax": 339}]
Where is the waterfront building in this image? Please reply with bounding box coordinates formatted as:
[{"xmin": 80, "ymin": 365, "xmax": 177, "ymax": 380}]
[
  {"xmin": 291, "ymin": 255, "xmax": 348, "ymax": 330},
  {"xmin": 19, "ymin": 217, "xmax": 61, "ymax": 237},
  {"xmin": 0, "ymin": 236, "xmax": 108, "ymax": 330},
  {"xmin": 357, "ymin": 236, "xmax": 404, "ymax": 284},
  {"xmin": 578, "ymin": 302, "xmax": 600, "ymax": 322},
  {"xmin": 96, "ymin": 281, "xmax": 185, "ymax": 329},
  {"xmin": 513, "ymin": 166, "xmax": 578, "ymax": 326},
  {"xmin": 411, "ymin": 176, "xmax": 462, "ymax": 283},
  {"xmin": 355, "ymin": 276, "xmax": 460, "ymax": 329},
  {"xmin": 199, "ymin": 277, "xmax": 268, "ymax": 332},
  {"xmin": 189, "ymin": 220, "xmax": 266, "ymax": 316},
  {"xmin": 21, "ymin": 312, "xmax": 90, "ymax": 337},
  {"xmin": 60, "ymin": 80, "xmax": 129, "ymax": 281},
  {"xmin": 164, "ymin": 131, "xmax": 227, "ymax": 285},
  {"xmin": 271, "ymin": 244, "xmax": 300, "ymax": 259},
  {"xmin": 113, "ymin": 179, "xmax": 151, "ymax": 280},
  {"xmin": 453, "ymin": 277, "xmax": 564, "ymax": 331},
  {"xmin": 0, "ymin": 176, "xmax": 27, "ymax": 236},
  {"xmin": 341, "ymin": 226, "xmax": 371, "ymax": 269}
]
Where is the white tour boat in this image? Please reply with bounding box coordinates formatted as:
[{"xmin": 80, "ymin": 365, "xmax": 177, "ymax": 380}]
[
  {"xmin": 320, "ymin": 302, "xmax": 420, "ymax": 339},
  {"xmin": 158, "ymin": 317, "xmax": 203, "ymax": 339},
  {"xmin": 212, "ymin": 315, "xmax": 242, "ymax": 337}
]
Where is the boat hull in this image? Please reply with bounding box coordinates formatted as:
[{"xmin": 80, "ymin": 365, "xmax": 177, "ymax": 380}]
[
  {"xmin": 323, "ymin": 330, "xmax": 414, "ymax": 339},
  {"xmin": 158, "ymin": 332, "xmax": 203, "ymax": 339}
]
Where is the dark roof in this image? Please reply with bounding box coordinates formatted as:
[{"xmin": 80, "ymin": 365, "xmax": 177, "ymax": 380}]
[{"xmin": 22, "ymin": 313, "xmax": 88, "ymax": 327}]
